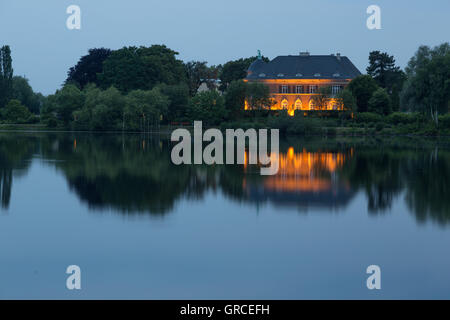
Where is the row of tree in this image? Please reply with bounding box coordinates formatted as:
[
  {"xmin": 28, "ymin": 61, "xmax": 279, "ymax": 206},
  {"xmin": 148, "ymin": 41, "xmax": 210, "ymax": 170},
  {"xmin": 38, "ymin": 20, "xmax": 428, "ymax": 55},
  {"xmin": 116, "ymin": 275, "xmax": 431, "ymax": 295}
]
[
  {"xmin": 0, "ymin": 42, "xmax": 448, "ymax": 127},
  {"xmin": 41, "ymin": 80, "xmax": 273, "ymax": 130},
  {"xmin": 334, "ymin": 44, "xmax": 449, "ymax": 120},
  {"xmin": 65, "ymin": 46, "xmax": 265, "ymax": 95}
]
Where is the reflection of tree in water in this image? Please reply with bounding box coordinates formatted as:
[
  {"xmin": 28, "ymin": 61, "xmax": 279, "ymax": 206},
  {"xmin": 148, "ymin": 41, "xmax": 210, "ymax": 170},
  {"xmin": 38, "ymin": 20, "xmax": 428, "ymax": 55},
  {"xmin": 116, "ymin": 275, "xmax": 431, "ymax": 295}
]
[
  {"xmin": 340, "ymin": 148, "xmax": 403, "ymax": 213},
  {"xmin": 340, "ymin": 139, "xmax": 450, "ymax": 224},
  {"xmin": 0, "ymin": 170, "xmax": 12, "ymax": 208},
  {"xmin": 403, "ymin": 149, "xmax": 450, "ymax": 224},
  {"xmin": 40, "ymin": 134, "xmax": 194, "ymax": 215},
  {"xmin": 0, "ymin": 134, "xmax": 36, "ymax": 209},
  {"xmin": 2, "ymin": 133, "xmax": 449, "ymax": 225}
]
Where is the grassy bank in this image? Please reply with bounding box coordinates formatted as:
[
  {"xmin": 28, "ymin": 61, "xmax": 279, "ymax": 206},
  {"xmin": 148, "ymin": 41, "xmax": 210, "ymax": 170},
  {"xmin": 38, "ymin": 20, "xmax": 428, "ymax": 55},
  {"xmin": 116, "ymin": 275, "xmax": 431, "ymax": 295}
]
[{"xmin": 1, "ymin": 111, "xmax": 450, "ymax": 137}]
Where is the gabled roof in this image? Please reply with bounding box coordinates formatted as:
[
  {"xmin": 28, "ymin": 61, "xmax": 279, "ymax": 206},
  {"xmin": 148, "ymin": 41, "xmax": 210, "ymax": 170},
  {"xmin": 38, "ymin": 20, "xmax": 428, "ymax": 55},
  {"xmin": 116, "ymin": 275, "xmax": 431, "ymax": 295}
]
[{"xmin": 246, "ymin": 54, "xmax": 361, "ymax": 80}]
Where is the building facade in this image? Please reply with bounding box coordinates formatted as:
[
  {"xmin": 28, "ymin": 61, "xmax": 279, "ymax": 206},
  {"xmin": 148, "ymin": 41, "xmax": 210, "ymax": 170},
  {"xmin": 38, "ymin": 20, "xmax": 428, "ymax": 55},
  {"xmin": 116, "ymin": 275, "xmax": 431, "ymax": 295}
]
[{"xmin": 244, "ymin": 52, "xmax": 361, "ymax": 116}]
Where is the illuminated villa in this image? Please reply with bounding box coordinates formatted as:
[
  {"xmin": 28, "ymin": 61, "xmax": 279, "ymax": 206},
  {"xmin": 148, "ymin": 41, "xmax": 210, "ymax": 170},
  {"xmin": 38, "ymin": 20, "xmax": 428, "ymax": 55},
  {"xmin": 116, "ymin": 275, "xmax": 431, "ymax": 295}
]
[{"xmin": 244, "ymin": 51, "xmax": 361, "ymax": 115}]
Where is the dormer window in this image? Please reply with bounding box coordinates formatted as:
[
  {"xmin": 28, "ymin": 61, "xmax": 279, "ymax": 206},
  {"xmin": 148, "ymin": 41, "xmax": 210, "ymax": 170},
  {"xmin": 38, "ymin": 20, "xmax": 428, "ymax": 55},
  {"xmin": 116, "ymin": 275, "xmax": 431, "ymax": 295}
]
[
  {"xmin": 333, "ymin": 73, "xmax": 340, "ymax": 78},
  {"xmin": 314, "ymin": 73, "xmax": 321, "ymax": 77},
  {"xmin": 259, "ymin": 73, "xmax": 266, "ymax": 77},
  {"xmin": 295, "ymin": 73, "xmax": 303, "ymax": 77},
  {"xmin": 277, "ymin": 73, "xmax": 284, "ymax": 77}
]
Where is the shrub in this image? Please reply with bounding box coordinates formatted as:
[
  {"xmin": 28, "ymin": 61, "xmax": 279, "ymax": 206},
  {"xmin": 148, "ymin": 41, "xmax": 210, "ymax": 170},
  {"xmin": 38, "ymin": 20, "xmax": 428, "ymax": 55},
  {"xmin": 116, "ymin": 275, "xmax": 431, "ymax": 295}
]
[
  {"xmin": 355, "ymin": 112, "xmax": 383, "ymax": 123},
  {"xmin": 386, "ymin": 112, "xmax": 426, "ymax": 125},
  {"xmin": 368, "ymin": 88, "xmax": 391, "ymax": 115},
  {"xmin": 1, "ymin": 99, "xmax": 33, "ymax": 123}
]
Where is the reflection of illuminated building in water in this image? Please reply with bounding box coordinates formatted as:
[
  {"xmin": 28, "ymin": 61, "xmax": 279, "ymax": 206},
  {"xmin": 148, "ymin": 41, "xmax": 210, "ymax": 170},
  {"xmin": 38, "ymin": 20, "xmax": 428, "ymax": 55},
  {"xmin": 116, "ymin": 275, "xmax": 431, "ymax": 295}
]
[{"xmin": 243, "ymin": 147, "xmax": 356, "ymax": 209}]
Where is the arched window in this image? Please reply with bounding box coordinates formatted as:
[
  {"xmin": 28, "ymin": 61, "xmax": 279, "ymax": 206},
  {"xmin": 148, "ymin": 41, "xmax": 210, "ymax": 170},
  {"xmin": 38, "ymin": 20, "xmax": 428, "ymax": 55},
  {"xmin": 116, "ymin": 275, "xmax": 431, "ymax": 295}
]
[
  {"xmin": 295, "ymin": 99, "xmax": 302, "ymax": 110},
  {"xmin": 281, "ymin": 99, "xmax": 288, "ymax": 109},
  {"xmin": 309, "ymin": 99, "xmax": 317, "ymax": 110}
]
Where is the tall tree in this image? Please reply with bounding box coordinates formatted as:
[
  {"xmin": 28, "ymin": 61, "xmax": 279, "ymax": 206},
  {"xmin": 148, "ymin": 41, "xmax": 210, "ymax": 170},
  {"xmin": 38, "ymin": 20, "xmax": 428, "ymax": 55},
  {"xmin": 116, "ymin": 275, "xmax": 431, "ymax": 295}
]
[
  {"xmin": 66, "ymin": 48, "xmax": 112, "ymax": 89},
  {"xmin": 367, "ymin": 51, "xmax": 405, "ymax": 111},
  {"xmin": 0, "ymin": 45, "xmax": 14, "ymax": 108},
  {"xmin": 98, "ymin": 45, "xmax": 187, "ymax": 93},
  {"xmin": 400, "ymin": 43, "xmax": 450, "ymax": 124},
  {"xmin": 368, "ymin": 88, "xmax": 391, "ymax": 115},
  {"xmin": 224, "ymin": 80, "xmax": 247, "ymax": 119},
  {"xmin": 12, "ymin": 76, "xmax": 42, "ymax": 114}
]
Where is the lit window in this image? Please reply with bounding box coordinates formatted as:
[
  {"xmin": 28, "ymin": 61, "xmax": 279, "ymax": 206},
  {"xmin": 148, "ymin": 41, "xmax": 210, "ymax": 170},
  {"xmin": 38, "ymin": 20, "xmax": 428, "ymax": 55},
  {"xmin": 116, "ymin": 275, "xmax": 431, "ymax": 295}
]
[
  {"xmin": 281, "ymin": 85, "xmax": 288, "ymax": 94},
  {"xmin": 295, "ymin": 99, "xmax": 302, "ymax": 110},
  {"xmin": 309, "ymin": 85, "xmax": 318, "ymax": 94},
  {"xmin": 281, "ymin": 99, "xmax": 289, "ymax": 109},
  {"xmin": 296, "ymin": 85, "xmax": 303, "ymax": 94},
  {"xmin": 259, "ymin": 73, "xmax": 266, "ymax": 77},
  {"xmin": 331, "ymin": 85, "xmax": 342, "ymax": 95},
  {"xmin": 309, "ymin": 99, "xmax": 317, "ymax": 110},
  {"xmin": 295, "ymin": 73, "xmax": 303, "ymax": 77},
  {"xmin": 314, "ymin": 73, "xmax": 321, "ymax": 77},
  {"xmin": 277, "ymin": 73, "xmax": 284, "ymax": 77}
]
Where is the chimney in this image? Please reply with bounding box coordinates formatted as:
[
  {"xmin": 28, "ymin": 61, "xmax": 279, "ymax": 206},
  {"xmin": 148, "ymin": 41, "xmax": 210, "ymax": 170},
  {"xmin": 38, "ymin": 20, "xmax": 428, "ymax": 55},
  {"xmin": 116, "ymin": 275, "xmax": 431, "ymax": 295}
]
[
  {"xmin": 299, "ymin": 51, "xmax": 310, "ymax": 57},
  {"xmin": 336, "ymin": 53, "xmax": 341, "ymax": 61}
]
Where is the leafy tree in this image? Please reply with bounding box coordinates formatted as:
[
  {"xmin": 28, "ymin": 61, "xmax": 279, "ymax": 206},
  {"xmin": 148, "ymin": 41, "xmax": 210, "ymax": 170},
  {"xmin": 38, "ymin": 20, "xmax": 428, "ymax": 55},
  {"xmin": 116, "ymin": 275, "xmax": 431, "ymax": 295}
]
[
  {"xmin": 400, "ymin": 43, "xmax": 450, "ymax": 124},
  {"xmin": 12, "ymin": 76, "xmax": 42, "ymax": 114},
  {"xmin": 187, "ymin": 91, "xmax": 226, "ymax": 125},
  {"xmin": 66, "ymin": 48, "xmax": 112, "ymax": 89},
  {"xmin": 368, "ymin": 88, "xmax": 391, "ymax": 115},
  {"xmin": 347, "ymin": 75, "xmax": 379, "ymax": 112},
  {"xmin": 157, "ymin": 83, "xmax": 190, "ymax": 122},
  {"xmin": 92, "ymin": 86, "xmax": 125, "ymax": 129},
  {"xmin": 55, "ymin": 85, "xmax": 84, "ymax": 125},
  {"xmin": 224, "ymin": 80, "xmax": 247, "ymax": 120},
  {"xmin": 245, "ymin": 82, "xmax": 272, "ymax": 112},
  {"xmin": 0, "ymin": 45, "xmax": 13, "ymax": 108},
  {"xmin": 219, "ymin": 56, "xmax": 269, "ymax": 91},
  {"xmin": 125, "ymin": 88, "xmax": 169, "ymax": 130},
  {"xmin": 1, "ymin": 99, "xmax": 32, "ymax": 123},
  {"xmin": 98, "ymin": 45, "xmax": 187, "ymax": 93},
  {"xmin": 73, "ymin": 85, "xmax": 126, "ymax": 130}
]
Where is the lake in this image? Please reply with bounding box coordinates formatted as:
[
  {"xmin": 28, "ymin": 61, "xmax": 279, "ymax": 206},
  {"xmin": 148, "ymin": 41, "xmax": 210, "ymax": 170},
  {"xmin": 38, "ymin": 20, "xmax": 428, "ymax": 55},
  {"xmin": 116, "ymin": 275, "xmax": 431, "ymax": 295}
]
[{"xmin": 0, "ymin": 132, "xmax": 449, "ymax": 299}]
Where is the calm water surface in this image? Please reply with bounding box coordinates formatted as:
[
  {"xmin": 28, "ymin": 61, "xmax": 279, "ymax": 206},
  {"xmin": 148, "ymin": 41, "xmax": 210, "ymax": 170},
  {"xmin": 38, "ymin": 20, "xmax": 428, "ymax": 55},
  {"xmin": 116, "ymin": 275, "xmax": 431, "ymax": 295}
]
[{"xmin": 0, "ymin": 132, "xmax": 449, "ymax": 299}]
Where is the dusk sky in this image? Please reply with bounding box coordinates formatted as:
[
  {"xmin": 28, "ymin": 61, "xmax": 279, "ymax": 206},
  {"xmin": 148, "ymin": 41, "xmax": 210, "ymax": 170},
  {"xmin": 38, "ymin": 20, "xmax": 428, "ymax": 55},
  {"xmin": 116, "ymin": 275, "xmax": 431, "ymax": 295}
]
[{"xmin": 1, "ymin": 0, "xmax": 449, "ymax": 95}]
